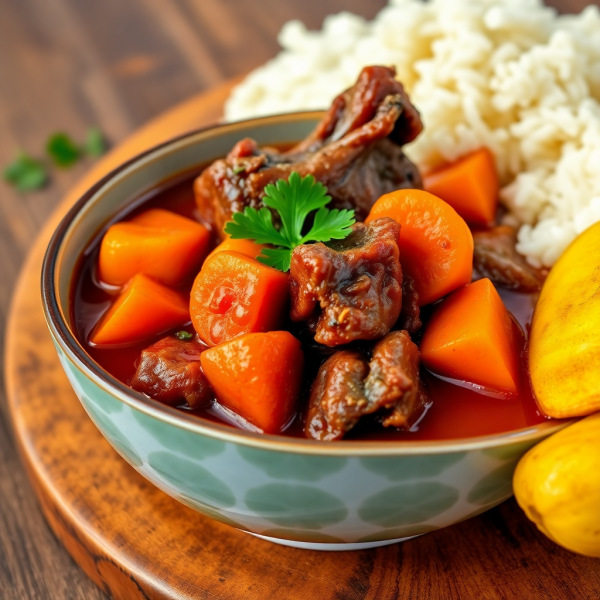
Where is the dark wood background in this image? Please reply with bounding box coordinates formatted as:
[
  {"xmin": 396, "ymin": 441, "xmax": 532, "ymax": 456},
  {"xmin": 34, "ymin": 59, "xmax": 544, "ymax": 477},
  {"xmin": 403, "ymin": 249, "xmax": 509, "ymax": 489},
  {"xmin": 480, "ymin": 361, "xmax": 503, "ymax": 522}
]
[{"xmin": 0, "ymin": 1, "xmax": 598, "ymax": 598}]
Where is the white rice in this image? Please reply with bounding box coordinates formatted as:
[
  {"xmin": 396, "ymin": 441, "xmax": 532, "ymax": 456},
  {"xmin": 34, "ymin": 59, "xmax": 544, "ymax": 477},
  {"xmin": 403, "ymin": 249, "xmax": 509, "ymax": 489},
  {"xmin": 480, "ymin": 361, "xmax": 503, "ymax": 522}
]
[{"xmin": 224, "ymin": 0, "xmax": 600, "ymax": 268}]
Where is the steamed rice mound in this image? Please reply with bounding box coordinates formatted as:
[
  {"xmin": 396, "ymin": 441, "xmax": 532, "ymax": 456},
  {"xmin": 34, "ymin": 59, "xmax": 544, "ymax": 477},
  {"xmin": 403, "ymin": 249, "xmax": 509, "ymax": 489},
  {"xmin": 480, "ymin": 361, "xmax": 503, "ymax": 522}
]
[{"xmin": 225, "ymin": 0, "xmax": 600, "ymax": 268}]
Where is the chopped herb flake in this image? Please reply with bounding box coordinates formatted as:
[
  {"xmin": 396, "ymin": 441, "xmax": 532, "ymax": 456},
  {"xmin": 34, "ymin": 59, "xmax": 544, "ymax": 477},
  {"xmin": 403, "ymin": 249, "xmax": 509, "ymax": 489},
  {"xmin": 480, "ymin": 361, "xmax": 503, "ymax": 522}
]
[{"xmin": 176, "ymin": 331, "xmax": 194, "ymax": 340}]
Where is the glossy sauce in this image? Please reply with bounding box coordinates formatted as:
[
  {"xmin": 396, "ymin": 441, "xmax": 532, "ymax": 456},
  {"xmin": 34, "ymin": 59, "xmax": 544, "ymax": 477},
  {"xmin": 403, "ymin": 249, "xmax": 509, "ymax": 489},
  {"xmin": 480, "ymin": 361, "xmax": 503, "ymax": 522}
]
[{"xmin": 71, "ymin": 172, "xmax": 551, "ymax": 441}]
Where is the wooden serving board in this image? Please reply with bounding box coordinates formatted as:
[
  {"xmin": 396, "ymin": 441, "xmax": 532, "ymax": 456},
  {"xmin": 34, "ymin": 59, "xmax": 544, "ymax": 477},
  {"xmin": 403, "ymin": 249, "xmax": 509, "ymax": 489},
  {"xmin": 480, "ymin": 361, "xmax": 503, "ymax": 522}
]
[{"xmin": 5, "ymin": 81, "xmax": 600, "ymax": 600}]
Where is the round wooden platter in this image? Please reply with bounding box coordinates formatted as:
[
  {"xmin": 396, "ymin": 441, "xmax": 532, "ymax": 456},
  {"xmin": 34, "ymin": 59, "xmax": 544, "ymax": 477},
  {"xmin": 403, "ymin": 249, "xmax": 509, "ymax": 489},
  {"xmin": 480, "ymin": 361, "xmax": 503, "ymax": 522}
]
[{"xmin": 5, "ymin": 81, "xmax": 600, "ymax": 600}]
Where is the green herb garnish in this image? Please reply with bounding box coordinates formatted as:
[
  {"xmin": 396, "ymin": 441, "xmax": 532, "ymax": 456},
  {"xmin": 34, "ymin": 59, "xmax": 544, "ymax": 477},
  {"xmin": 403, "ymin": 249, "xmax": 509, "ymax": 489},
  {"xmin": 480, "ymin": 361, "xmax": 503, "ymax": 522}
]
[
  {"xmin": 224, "ymin": 172, "xmax": 355, "ymax": 272},
  {"xmin": 4, "ymin": 128, "xmax": 106, "ymax": 193},
  {"xmin": 3, "ymin": 152, "xmax": 48, "ymax": 192},
  {"xmin": 46, "ymin": 132, "xmax": 80, "ymax": 167},
  {"xmin": 176, "ymin": 331, "xmax": 194, "ymax": 341},
  {"xmin": 232, "ymin": 165, "xmax": 246, "ymax": 175},
  {"xmin": 85, "ymin": 127, "xmax": 105, "ymax": 157}
]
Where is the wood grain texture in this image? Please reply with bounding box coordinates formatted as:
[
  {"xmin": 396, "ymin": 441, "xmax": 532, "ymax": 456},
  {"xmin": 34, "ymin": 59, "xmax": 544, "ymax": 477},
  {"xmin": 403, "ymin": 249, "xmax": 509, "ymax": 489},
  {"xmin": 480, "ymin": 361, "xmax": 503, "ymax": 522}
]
[{"xmin": 1, "ymin": 1, "xmax": 599, "ymax": 599}]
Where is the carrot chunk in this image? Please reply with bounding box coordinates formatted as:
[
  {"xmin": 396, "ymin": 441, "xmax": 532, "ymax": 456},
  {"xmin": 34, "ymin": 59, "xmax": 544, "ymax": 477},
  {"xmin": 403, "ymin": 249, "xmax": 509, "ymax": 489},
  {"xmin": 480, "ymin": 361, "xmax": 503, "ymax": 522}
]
[
  {"xmin": 366, "ymin": 189, "xmax": 473, "ymax": 305},
  {"xmin": 420, "ymin": 278, "xmax": 520, "ymax": 394},
  {"xmin": 90, "ymin": 273, "xmax": 190, "ymax": 346},
  {"xmin": 98, "ymin": 208, "xmax": 210, "ymax": 287},
  {"xmin": 190, "ymin": 251, "xmax": 289, "ymax": 346},
  {"xmin": 423, "ymin": 148, "xmax": 499, "ymax": 225},
  {"xmin": 200, "ymin": 331, "xmax": 304, "ymax": 433},
  {"xmin": 206, "ymin": 236, "xmax": 267, "ymax": 261}
]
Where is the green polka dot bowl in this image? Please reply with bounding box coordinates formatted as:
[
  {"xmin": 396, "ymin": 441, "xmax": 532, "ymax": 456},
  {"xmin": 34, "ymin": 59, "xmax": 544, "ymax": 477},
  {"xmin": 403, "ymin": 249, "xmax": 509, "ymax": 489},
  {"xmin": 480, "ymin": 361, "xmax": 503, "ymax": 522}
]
[{"xmin": 42, "ymin": 114, "xmax": 566, "ymax": 551}]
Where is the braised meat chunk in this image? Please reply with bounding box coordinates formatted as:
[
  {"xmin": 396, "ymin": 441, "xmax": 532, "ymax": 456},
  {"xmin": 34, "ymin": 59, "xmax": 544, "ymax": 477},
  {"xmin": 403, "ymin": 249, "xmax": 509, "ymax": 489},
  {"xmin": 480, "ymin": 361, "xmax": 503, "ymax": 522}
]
[
  {"xmin": 131, "ymin": 336, "xmax": 212, "ymax": 409},
  {"xmin": 473, "ymin": 226, "xmax": 543, "ymax": 292},
  {"xmin": 290, "ymin": 218, "xmax": 402, "ymax": 347},
  {"xmin": 397, "ymin": 273, "xmax": 422, "ymax": 336},
  {"xmin": 368, "ymin": 331, "xmax": 426, "ymax": 429},
  {"xmin": 305, "ymin": 351, "xmax": 370, "ymax": 441},
  {"xmin": 306, "ymin": 331, "xmax": 428, "ymax": 440},
  {"xmin": 195, "ymin": 65, "xmax": 423, "ymax": 233}
]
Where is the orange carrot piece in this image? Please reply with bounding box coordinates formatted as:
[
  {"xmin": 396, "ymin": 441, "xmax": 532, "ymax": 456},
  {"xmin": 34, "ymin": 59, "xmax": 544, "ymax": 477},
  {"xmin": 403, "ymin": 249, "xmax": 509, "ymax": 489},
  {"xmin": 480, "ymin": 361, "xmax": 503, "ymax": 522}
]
[
  {"xmin": 423, "ymin": 148, "xmax": 499, "ymax": 225},
  {"xmin": 129, "ymin": 208, "xmax": 201, "ymax": 231},
  {"xmin": 420, "ymin": 278, "xmax": 520, "ymax": 394},
  {"xmin": 98, "ymin": 208, "xmax": 210, "ymax": 287},
  {"xmin": 366, "ymin": 189, "xmax": 473, "ymax": 305},
  {"xmin": 201, "ymin": 331, "xmax": 304, "ymax": 433},
  {"xmin": 90, "ymin": 273, "xmax": 190, "ymax": 346},
  {"xmin": 190, "ymin": 251, "xmax": 290, "ymax": 346},
  {"xmin": 206, "ymin": 236, "xmax": 268, "ymax": 262}
]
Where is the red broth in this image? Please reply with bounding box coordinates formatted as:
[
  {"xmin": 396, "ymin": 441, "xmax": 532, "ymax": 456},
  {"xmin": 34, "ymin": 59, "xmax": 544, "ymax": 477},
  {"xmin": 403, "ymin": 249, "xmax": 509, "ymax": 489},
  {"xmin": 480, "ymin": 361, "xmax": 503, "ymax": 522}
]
[{"xmin": 71, "ymin": 171, "xmax": 551, "ymax": 441}]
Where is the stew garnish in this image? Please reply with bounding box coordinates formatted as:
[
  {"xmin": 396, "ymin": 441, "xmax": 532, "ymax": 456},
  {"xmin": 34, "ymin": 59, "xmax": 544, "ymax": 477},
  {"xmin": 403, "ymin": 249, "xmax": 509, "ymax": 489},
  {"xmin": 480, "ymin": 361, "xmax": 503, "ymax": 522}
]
[{"xmin": 224, "ymin": 171, "xmax": 355, "ymax": 272}]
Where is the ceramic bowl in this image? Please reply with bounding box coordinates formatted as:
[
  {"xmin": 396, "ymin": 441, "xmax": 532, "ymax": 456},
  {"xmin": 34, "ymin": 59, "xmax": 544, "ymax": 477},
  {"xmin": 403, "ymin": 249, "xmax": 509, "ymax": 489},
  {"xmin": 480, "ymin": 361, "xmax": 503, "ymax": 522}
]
[{"xmin": 42, "ymin": 113, "xmax": 565, "ymax": 551}]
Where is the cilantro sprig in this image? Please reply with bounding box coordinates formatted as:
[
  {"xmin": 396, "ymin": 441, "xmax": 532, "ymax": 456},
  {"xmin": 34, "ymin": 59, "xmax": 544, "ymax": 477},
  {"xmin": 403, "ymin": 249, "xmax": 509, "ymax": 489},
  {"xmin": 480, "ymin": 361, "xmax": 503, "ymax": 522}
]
[{"xmin": 224, "ymin": 172, "xmax": 355, "ymax": 272}]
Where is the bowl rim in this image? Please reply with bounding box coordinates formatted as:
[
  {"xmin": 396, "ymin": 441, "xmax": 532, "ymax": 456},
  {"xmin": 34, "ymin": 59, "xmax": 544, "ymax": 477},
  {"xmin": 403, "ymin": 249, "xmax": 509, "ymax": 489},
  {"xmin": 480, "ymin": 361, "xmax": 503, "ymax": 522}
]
[{"xmin": 41, "ymin": 112, "xmax": 571, "ymax": 457}]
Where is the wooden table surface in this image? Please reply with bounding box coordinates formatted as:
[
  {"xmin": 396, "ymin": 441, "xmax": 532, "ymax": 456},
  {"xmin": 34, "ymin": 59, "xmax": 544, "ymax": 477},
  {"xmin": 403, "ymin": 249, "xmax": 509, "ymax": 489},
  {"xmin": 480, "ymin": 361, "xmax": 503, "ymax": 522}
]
[{"xmin": 1, "ymin": 1, "xmax": 599, "ymax": 599}]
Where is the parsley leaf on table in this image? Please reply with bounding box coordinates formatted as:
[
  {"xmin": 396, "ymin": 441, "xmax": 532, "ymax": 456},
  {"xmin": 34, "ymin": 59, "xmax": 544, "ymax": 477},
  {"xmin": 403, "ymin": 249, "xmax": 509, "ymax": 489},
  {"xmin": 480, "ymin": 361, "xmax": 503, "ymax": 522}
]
[
  {"xmin": 224, "ymin": 172, "xmax": 355, "ymax": 272},
  {"xmin": 46, "ymin": 132, "xmax": 80, "ymax": 167},
  {"xmin": 85, "ymin": 127, "xmax": 105, "ymax": 157},
  {"xmin": 4, "ymin": 127, "xmax": 106, "ymax": 193},
  {"xmin": 3, "ymin": 152, "xmax": 48, "ymax": 192}
]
